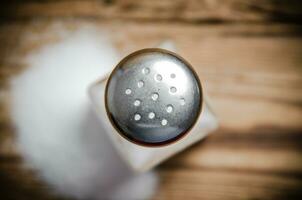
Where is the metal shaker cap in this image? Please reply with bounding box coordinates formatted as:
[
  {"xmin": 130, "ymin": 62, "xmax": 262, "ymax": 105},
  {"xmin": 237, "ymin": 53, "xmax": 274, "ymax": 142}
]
[{"xmin": 105, "ymin": 48, "xmax": 202, "ymax": 146}]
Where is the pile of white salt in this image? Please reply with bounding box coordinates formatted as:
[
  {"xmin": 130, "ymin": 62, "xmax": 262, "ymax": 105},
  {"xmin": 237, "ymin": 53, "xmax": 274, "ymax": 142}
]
[{"xmin": 10, "ymin": 24, "xmax": 158, "ymax": 200}]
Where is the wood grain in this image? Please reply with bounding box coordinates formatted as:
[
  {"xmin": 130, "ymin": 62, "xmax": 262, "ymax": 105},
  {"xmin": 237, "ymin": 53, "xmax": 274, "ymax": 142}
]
[
  {"xmin": 1, "ymin": 0, "xmax": 302, "ymax": 23},
  {"xmin": 0, "ymin": 1, "xmax": 302, "ymax": 199},
  {"xmin": 155, "ymin": 170, "xmax": 302, "ymax": 200}
]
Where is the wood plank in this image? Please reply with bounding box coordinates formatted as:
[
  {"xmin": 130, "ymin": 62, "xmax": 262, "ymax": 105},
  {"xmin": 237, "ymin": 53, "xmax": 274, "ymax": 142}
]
[
  {"xmin": 160, "ymin": 128, "xmax": 302, "ymax": 175},
  {"xmin": 1, "ymin": 0, "xmax": 302, "ymax": 23},
  {"xmin": 0, "ymin": 20, "xmax": 301, "ymax": 199},
  {"xmin": 154, "ymin": 170, "xmax": 302, "ymax": 200}
]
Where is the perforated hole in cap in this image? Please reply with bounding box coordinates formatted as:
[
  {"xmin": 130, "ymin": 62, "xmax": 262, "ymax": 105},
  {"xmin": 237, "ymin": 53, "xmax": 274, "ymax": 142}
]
[
  {"xmin": 137, "ymin": 80, "xmax": 144, "ymax": 88},
  {"xmin": 170, "ymin": 87, "xmax": 177, "ymax": 94},
  {"xmin": 134, "ymin": 113, "xmax": 141, "ymax": 121},
  {"xmin": 161, "ymin": 119, "xmax": 168, "ymax": 126},
  {"xmin": 148, "ymin": 112, "xmax": 155, "ymax": 119},
  {"xmin": 142, "ymin": 67, "xmax": 150, "ymax": 74},
  {"xmin": 151, "ymin": 93, "xmax": 159, "ymax": 101},
  {"xmin": 166, "ymin": 105, "xmax": 173, "ymax": 113},
  {"xmin": 134, "ymin": 99, "xmax": 141, "ymax": 106},
  {"xmin": 155, "ymin": 74, "xmax": 162, "ymax": 82},
  {"xmin": 125, "ymin": 88, "xmax": 132, "ymax": 95}
]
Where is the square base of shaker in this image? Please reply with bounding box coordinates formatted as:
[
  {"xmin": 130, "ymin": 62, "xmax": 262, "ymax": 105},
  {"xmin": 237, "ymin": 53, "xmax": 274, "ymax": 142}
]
[{"xmin": 88, "ymin": 77, "xmax": 218, "ymax": 172}]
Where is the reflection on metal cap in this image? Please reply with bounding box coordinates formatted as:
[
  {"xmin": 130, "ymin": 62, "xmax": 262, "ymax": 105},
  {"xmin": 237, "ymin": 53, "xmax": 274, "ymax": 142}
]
[{"xmin": 105, "ymin": 48, "xmax": 202, "ymax": 146}]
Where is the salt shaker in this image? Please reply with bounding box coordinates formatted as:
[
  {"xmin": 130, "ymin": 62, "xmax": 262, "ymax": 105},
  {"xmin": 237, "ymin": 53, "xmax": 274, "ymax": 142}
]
[{"xmin": 89, "ymin": 43, "xmax": 218, "ymax": 172}]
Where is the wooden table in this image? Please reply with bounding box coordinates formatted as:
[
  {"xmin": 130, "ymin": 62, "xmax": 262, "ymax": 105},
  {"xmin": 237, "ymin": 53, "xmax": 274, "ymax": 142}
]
[{"xmin": 0, "ymin": 1, "xmax": 302, "ymax": 199}]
